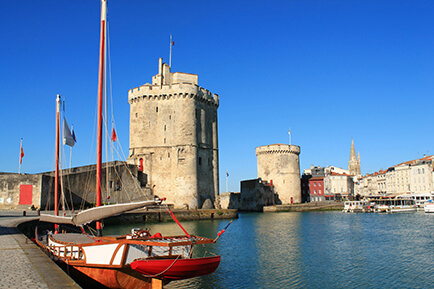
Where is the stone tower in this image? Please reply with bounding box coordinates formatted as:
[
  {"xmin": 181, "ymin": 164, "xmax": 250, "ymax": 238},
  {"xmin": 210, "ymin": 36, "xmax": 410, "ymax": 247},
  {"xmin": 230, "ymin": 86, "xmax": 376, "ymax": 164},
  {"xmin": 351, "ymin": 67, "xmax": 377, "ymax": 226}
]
[
  {"xmin": 128, "ymin": 58, "xmax": 219, "ymax": 209},
  {"xmin": 348, "ymin": 138, "xmax": 361, "ymax": 176},
  {"xmin": 255, "ymin": 144, "xmax": 301, "ymax": 204}
]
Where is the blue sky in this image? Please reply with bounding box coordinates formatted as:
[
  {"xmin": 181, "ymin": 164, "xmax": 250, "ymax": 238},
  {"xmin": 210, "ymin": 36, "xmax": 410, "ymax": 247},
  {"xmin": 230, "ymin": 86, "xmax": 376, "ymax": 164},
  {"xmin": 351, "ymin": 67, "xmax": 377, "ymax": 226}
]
[{"xmin": 1, "ymin": 0, "xmax": 433, "ymax": 193}]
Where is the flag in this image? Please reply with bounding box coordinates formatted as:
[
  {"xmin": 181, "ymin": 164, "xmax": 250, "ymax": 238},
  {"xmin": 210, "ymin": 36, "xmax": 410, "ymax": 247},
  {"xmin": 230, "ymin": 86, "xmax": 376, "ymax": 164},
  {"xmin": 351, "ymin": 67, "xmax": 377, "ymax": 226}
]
[
  {"xmin": 226, "ymin": 170, "xmax": 229, "ymax": 177},
  {"xmin": 63, "ymin": 118, "xmax": 76, "ymax": 147},
  {"xmin": 19, "ymin": 141, "xmax": 24, "ymax": 164},
  {"xmin": 172, "ymin": 39, "xmax": 175, "ymax": 46},
  {"xmin": 111, "ymin": 128, "xmax": 117, "ymax": 142},
  {"xmin": 72, "ymin": 126, "xmax": 77, "ymax": 143}
]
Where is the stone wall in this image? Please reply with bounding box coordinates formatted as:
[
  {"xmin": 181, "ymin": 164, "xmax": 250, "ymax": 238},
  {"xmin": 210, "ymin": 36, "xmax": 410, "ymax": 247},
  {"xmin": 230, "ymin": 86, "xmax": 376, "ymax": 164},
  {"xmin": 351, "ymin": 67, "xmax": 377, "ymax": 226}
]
[
  {"xmin": 128, "ymin": 59, "xmax": 219, "ymax": 209},
  {"xmin": 0, "ymin": 161, "xmax": 150, "ymax": 210},
  {"xmin": 0, "ymin": 173, "xmax": 43, "ymax": 208},
  {"xmin": 219, "ymin": 192, "xmax": 241, "ymax": 209},
  {"xmin": 239, "ymin": 179, "xmax": 275, "ymax": 211},
  {"xmin": 256, "ymin": 144, "xmax": 301, "ymax": 204}
]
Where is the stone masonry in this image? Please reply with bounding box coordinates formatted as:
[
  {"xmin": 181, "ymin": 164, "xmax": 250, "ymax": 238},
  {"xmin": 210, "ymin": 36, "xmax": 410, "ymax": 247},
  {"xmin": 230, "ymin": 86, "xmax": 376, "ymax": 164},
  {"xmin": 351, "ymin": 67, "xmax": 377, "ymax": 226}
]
[
  {"xmin": 128, "ymin": 58, "xmax": 219, "ymax": 209},
  {"xmin": 256, "ymin": 144, "xmax": 301, "ymax": 204}
]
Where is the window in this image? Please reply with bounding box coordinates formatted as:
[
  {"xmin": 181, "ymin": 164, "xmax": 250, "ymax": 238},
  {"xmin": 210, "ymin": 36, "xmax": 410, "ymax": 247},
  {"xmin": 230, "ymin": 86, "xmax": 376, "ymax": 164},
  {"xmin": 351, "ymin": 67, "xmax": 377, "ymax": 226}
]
[
  {"xmin": 156, "ymin": 107, "xmax": 159, "ymax": 113},
  {"xmin": 199, "ymin": 157, "xmax": 202, "ymax": 165}
]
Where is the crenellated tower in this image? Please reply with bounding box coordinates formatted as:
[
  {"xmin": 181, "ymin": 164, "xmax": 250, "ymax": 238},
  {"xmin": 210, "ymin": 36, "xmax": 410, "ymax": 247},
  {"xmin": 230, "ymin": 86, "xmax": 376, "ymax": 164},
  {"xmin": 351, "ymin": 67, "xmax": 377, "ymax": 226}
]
[
  {"xmin": 128, "ymin": 58, "xmax": 219, "ymax": 209},
  {"xmin": 256, "ymin": 144, "xmax": 301, "ymax": 204}
]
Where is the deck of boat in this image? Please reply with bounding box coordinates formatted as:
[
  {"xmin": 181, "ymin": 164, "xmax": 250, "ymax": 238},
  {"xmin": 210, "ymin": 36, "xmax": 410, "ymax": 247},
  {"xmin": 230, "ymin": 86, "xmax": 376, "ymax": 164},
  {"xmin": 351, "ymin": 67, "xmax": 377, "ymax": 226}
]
[{"xmin": 51, "ymin": 233, "xmax": 100, "ymax": 244}]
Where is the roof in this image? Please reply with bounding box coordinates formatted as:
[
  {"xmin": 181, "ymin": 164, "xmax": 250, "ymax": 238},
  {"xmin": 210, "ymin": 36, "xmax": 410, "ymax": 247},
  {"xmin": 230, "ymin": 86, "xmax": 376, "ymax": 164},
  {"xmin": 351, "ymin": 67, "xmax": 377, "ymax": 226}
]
[{"xmin": 309, "ymin": 177, "xmax": 324, "ymax": 181}]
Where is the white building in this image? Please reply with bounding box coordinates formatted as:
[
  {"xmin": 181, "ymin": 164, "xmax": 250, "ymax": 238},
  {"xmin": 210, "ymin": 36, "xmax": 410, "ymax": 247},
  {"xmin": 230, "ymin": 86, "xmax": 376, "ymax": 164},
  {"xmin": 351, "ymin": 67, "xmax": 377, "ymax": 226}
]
[
  {"xmin": 324, "ymin": 172, "xmax": 354, "ymax": 199},
  {"xmin": 355, "ymin": 155, "xmax": 434, "ymax": 197}
]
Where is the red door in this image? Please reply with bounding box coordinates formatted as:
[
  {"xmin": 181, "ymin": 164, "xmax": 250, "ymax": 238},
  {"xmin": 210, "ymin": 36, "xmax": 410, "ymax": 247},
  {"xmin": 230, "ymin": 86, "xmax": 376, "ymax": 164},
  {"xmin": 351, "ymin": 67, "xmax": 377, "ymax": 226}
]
[
  {"xmin": 139, "ymin": 158, "xmax": 144, "ymax": 171},
  {"xmin": 19, "ymin": 185, "xmax": 33, "ymax": 205}
]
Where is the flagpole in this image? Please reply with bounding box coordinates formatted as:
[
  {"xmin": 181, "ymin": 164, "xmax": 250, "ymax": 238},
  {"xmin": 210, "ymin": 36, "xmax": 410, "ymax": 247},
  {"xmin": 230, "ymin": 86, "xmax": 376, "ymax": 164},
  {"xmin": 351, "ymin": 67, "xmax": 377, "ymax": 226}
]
[
  {"xmin": 18, "ymin": 138, "xmax": 23, "ymax": 174},
  {"xmin": 169, "ymin": 34, "xmax": 172, "ymax": 68},
  {"xmin": 289, "ymin": 128, "xmax": 291, "ymax": 145},
  {"xmin": 69, "ymin": 125, "xmax": 73, "ymax": 171}
]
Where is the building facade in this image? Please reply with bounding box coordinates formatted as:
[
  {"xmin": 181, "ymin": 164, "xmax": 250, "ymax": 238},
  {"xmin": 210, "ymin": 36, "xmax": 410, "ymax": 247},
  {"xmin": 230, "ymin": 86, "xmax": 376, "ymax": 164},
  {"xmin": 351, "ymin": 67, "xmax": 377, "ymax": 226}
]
[
  {"xmin": 324, "ymin": 172, "xmax": 354, "ymax": 200},
  {"xmin": 255, "ymin": 144, "xmax": 301, "ymax": 204},
  {"xmin": 355, "ymin": 155, "xmax": 434, "ymax": 197},
  {"xmin": 128, "ymin": 58, "xmax": 219, "ymax": 209},
  {"xmin": 309, "ymin": 177, "xmax": 325, "ymax": 202},
  {"xmin": 302, "ymin": 165, "xmax": 354, "ymax": 201}
]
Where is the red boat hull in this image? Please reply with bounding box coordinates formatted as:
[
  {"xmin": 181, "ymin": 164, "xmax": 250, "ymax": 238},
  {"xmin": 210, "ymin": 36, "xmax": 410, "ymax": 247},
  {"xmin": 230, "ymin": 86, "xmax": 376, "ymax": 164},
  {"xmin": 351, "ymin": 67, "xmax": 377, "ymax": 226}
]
[{"xmin": 131, "ymin": 256, "xmax": 221, "ymax": 280}]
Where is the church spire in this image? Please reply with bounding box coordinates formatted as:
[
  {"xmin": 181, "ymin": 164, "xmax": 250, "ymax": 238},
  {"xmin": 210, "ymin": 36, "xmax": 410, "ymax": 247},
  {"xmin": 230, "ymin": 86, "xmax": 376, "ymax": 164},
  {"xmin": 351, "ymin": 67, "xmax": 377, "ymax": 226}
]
[
  {"xmin": 348, "ymin": 138, "xmax": 360, "ymax": 176},
  {"xmin": 350, "ymin": 138, "xmax": 357, "ymax": 161}
]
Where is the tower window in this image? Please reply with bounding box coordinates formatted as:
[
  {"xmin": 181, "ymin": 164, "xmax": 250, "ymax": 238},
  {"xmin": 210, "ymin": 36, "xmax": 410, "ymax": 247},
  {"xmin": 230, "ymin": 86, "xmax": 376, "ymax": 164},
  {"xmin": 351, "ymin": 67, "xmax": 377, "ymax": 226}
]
[
  {"xmin": 199, "ymin": 157, "xmax": 202, "ymax": 165},
  {"xmin": 156, "ymin": 107, "xmax": 158, "ymax": 113}
]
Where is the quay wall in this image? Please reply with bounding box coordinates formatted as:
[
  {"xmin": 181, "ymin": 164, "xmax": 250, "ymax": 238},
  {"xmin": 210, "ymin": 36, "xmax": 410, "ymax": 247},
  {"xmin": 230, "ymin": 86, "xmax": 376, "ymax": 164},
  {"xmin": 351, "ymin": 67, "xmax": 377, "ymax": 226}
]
[
  {"xmin": 263, "ymin": 202, "xmax": 344, "ymax": 212},
  {"xmin": 104, "ymin": 209, "xmax": 238, "ymax": 226}
]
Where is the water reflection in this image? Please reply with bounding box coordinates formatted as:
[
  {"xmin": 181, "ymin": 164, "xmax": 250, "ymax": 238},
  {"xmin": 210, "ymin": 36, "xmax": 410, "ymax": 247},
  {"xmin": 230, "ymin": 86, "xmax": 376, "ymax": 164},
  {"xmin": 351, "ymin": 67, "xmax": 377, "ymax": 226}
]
[{"xmin": 104, "ymin": 212, "xmax": 434, "ymax": 289}]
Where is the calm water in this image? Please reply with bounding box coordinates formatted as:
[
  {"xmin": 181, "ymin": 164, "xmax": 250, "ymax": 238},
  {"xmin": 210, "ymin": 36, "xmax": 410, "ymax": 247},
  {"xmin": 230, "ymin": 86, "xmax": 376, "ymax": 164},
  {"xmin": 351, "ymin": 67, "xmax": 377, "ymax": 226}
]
[{"xmin": 104, "ymin": 211, "xmax": 434, "ymax": 288}]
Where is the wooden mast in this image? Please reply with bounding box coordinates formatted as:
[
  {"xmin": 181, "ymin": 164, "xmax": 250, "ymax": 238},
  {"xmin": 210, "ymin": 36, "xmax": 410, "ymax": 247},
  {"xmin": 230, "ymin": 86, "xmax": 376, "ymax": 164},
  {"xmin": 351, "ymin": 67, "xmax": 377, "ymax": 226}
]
[
  {"xmin": 54, "ymin": 94, "xmax": 61, "ymax": 234},
  {"xmin": 96, "ymin": 0, "xmax": 107, "ymax": 237}
]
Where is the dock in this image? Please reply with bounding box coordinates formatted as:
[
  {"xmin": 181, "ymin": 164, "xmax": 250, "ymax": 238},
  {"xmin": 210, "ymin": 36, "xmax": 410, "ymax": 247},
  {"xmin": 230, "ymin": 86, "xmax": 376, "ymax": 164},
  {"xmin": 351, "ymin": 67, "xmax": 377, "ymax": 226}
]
[
  {"xmin": 264, "ymin": 202, "xmax": 344, "ymax": 212},
  {"xmin": 0, "ymin": 210, "xmax": 80, "ymax": 289}
]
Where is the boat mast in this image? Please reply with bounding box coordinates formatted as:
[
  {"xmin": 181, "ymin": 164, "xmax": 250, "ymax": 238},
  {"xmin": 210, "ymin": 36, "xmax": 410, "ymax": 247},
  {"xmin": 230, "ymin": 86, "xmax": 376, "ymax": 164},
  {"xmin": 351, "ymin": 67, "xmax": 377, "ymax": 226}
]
[
  {"xmin": 96, "ymin": 0, "xmax": 107, "ymax": 237},
  {"xmin": 54, "ymin": 94, "xmax": 61, "ymax": 234}
]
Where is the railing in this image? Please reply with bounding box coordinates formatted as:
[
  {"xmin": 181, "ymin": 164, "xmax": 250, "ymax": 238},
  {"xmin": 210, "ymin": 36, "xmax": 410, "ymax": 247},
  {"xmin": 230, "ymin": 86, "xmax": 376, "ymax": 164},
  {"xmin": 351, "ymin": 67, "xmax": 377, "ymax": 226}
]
[{"xmin": 47, "ymin": 245, "xmax": 84, "ymax": 261}]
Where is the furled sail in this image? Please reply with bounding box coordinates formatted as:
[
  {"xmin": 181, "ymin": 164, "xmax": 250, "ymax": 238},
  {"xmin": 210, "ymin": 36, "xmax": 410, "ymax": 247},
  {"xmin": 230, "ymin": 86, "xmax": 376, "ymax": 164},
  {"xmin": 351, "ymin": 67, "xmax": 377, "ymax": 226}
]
[
  {"xmin": 40, "ymin": 200, "xmax": 159, "ymax": 226},
  {"xmin": 39, "ymin": 214, "xmax": 74, "ymax": 225}
]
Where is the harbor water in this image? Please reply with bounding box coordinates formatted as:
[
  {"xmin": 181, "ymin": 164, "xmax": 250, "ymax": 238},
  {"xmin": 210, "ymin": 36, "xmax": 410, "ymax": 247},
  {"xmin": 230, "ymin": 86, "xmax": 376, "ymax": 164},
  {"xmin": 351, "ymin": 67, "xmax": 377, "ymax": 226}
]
[{"xmin": 104, "ymin": 211, "xmax": 434, "ymax": 288}]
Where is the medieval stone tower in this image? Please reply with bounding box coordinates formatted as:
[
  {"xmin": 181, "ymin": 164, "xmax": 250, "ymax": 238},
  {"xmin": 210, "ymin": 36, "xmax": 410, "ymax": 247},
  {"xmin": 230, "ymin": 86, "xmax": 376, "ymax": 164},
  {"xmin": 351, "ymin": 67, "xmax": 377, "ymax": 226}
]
[
  {"xmin": 255, "ymin": 144, "xmax": 301, "ymax": 204},
  {"xmin": 348, "ymin": 138, "xmax": 361, "ymax": 176},
  {"xmin": 128, "ymin": 58, "xmax": 219, "ymax": 209}
]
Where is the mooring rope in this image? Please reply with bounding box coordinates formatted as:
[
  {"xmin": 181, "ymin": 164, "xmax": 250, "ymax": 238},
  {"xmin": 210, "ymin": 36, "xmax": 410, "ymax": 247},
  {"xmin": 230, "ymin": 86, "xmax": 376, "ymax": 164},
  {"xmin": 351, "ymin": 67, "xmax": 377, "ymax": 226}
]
[{"xmin": 138, "ymin": 254, "xmax": 182, "ymax": 278}]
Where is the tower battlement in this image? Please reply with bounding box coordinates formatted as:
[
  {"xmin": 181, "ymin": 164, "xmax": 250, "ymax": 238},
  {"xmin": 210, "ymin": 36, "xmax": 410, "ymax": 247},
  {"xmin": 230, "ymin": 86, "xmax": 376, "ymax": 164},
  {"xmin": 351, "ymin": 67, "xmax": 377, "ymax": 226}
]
[
  {"xmin": 255, "ymin": 144, "xmax": 301, "ymax": 156},
  {"xmin": 128, "ymin": 83, "xmax": 219, "ymax": 107}
]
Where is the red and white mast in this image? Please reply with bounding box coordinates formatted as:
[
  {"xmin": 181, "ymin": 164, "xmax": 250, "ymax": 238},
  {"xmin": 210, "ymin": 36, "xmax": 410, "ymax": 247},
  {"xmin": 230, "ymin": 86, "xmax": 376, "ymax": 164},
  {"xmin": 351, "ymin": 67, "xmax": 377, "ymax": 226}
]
[
  {"xmin": 96, "ymin": 0, "xmax": 107, "ymax": 237},
  {"xmin": 54, "ymin": 94, "xmax": 61, "ymax": 234}
]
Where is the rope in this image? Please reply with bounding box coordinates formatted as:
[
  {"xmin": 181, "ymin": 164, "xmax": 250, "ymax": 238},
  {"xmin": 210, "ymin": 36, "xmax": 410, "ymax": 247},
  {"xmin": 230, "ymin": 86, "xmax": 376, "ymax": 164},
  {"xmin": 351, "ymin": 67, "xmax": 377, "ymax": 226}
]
[
  {"xmin": 137, "ymin": 254, "xmax": 182, "ymax": 278},
  {"xmin": 165, "ymin": 204, "xmax": 190, "ymax": 238}
]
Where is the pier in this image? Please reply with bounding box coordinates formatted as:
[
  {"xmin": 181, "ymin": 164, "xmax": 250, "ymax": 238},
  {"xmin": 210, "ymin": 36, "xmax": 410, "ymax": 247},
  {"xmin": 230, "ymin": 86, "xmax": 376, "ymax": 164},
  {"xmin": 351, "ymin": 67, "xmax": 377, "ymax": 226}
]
[
  {"xmin": 264, "ymin": 202, "xmax": 344, "ymax": 212},
  {"xmin": 0, "ymin": 210, "xmax": 80, "ymax": 289}
]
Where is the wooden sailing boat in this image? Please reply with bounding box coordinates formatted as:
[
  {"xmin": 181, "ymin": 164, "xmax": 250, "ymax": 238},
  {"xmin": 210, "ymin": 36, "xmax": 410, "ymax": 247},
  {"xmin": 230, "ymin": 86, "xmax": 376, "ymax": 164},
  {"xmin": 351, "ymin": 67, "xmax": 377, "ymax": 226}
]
[{"xmin": 35, "ymin": 1, "xmax": 221, "ymax": 288}]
